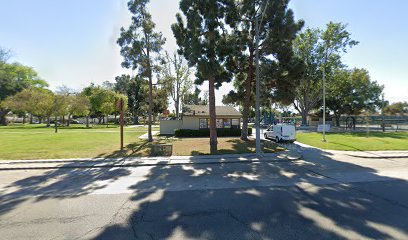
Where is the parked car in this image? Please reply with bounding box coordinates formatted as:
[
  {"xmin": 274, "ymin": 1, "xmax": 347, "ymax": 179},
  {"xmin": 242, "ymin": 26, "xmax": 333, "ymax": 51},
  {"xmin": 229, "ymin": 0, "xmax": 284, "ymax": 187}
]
[
  {"xmin": 264, "ymin": 124, "xmax": 296, "ymax": 143},
  {"xmin": 49, "ymin": 120, "xmax": 62, "ymax": 126},
  {"xmin": 70, "ymin": 119, "xmax": 83, "ymax": 124}
]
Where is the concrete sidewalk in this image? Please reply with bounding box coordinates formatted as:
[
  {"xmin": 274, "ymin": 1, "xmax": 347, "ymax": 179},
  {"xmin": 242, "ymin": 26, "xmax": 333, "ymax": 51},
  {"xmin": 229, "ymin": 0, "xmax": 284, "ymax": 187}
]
[{"xmin": 0, "ymin": 151, "xmax": 302, "ymax": 170}]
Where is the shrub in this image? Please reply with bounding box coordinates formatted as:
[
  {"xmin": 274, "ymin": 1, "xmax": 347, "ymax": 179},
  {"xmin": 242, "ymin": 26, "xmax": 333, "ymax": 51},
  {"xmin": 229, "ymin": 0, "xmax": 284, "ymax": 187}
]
[{"xmin": 175, "ymin": 128, "xmax": 252, "ymax": 137}]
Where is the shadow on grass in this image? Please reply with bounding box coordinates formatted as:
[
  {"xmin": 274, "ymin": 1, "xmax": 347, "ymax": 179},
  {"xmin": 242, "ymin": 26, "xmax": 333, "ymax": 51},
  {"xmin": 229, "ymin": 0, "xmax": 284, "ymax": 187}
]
[
  {"xmin": 94, "ymin": 141, "xmax": 150, "ymax": 159},
  {"xmin": 188, "ymin": 138, "xmax": 283, "ymax": 156}
]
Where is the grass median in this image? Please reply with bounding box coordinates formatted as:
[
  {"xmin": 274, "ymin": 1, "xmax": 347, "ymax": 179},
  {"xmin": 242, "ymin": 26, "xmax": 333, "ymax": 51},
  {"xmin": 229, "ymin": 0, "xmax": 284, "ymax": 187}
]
[{"xmin": 296, "ymin": 131, "xmax": 408, "ymax": 151}]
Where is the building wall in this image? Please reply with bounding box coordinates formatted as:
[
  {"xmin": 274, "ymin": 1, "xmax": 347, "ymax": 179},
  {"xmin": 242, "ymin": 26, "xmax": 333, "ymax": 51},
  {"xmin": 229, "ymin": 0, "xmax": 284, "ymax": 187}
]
[
  {"xmin": 160, "ymin": 120, "xmax": 183, "ymax": 135},
  {"xmin": 182, "ymin": 116, "xmax": 200, "ymax": 130}
]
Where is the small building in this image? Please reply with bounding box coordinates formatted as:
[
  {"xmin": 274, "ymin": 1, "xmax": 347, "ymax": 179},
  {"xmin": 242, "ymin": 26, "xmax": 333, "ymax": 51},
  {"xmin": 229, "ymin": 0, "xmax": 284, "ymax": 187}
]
[{"xmin": 160, "ymin": 105, "xmax": 242, "ymax": 135}]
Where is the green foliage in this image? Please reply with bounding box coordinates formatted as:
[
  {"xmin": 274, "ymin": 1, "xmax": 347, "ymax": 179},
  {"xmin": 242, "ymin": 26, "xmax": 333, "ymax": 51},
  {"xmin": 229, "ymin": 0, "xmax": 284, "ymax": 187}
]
[
  {"xmin": 70, "ymin": 94, "xmax": 91, "ymax": 117},
  {"xmin": 115, "ymin": 74, "xmax": 145, "ymax": 122},
  {"xmin": 117, "ymin": 0, "xmax": 165, "ymax": 74},
  {"xmin": 326, "ymin": 68, "xmax": 383, "ymax": 123},
  {"xmin": 114, "ymin": 74, "xmax": 167, "ymax": 122},
  {"xmin": 292, "ymin": 22, "xmax": 359, "ymax": 124},
  {"xmin": 0, "ymin": 63, "xmax": 48, "ymax": 101},
  {"xmin": 172, "ymin": 0, "xmax": 235, "ymax": 87},
  {"xmin": 0, "ymin": 47, "xmax": 49, "ymax": 125},
  {"xmin": 118, "ymin": 0, "xmax": 166, "ymax": 141},
  {"xmin": 223, "ymin": 0, "xmax": 304, "ymax": 106},
  {"xmin": 175, "ymin": 128, "xmax": 252, "ymax": 138},
  {"xmin": 183, "ymin": 87, "xmax": 207, "ymax": 105},
  {"xmin": 384, "ymin": 101, "xmax": 408, "ymax": 115},
  {"xmin": 89, "ymin": 88, "xmax": 117, "ymax": 116},
  {"xmin": 3, "ymin": 87, "xmax": 54, "ymax": 120},
  {"xmin": 172, "ymin": 0, "xmax": 237, "ymax": 151}
]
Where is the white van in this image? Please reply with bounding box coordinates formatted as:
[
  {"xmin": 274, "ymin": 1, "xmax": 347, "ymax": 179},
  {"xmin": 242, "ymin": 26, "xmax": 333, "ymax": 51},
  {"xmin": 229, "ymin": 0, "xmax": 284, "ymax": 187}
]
[{"xmin": 264, "ymin": 124, "xmax": 296, "ymax": 143}]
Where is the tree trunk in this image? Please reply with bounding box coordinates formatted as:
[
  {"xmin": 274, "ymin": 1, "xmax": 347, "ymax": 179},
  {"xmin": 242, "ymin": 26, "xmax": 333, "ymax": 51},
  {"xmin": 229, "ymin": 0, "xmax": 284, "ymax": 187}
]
[
  {"xmin": 208, "ymin": 76, "xmax": 218, "ymax": 154},
  {"xmin": 29, "ymin": 114, "xmax": 33, "ymax": 124},
  {"xmin": 301, "ymin": 111, "xmax": 308, "ymax": 125},
  {"xmin": 54, "ymin": 115, "xmax": 58, "ymax": 133},
  {"xmin": 335, "ymin": 114, "xmax": 340, "ymax": 127},
  {"xmin": 175, "ymin": 99, "xmax": 179, "ymax": 120},
  {"xmin": 23, "ymin": 115, "xmax": 26, "ymax": 124},
  {"xmin": 86, "ymin": 115, "xmax": 90, "ymax": 128},
  {"xmin": 148, "ymin": 74, "xmax": 153, "ymax": 141},
  {"xmin": 0, "ymin": 108, "xmax": 7, "ymax": 125},
  {"xmin": 67, "ymin": 114, "xmax": 71, "ymax": 127},
  {"xmin": 147, "ymin": 46, "xmax": 153, "ymax": 142},
  {"xmin": 241, "ymin": 49, "xmax": 255, "ymax": 141}
]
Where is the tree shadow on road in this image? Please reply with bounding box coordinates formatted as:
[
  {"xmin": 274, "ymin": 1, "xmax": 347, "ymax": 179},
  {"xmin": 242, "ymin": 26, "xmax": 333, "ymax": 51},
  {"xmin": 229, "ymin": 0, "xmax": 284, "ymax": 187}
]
[
  {"xmin": 1, "ymin": 144, "xmax": 408, "ymax": 239},
  {"xmin": 0, "ymin": 161, "xmax": 132, "ymax": 217},
  {"xmin": 93, "ymin": 146, "xmax": 408, "ymax": 239}
]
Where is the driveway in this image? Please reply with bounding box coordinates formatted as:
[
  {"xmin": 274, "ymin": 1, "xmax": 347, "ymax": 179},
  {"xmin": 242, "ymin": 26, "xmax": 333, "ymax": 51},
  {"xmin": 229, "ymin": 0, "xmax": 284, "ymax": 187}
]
[{"xmin": 1, "ymin": 149, "xmax": 408, "ymax": 239}]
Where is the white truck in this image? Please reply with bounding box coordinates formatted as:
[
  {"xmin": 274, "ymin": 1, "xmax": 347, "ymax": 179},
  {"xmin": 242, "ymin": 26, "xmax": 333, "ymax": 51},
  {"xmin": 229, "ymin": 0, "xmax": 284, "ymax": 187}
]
[{"xmin": 264, "ymin": 124, "xmax": 296, "ymax": 143}]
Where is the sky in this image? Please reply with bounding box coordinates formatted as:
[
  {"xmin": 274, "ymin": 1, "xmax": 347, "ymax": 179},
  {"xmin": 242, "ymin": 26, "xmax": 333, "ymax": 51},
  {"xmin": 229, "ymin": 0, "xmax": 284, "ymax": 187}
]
[{"xmin": 0, "ymin": 0, "xmax": 407, "ymax": 106}]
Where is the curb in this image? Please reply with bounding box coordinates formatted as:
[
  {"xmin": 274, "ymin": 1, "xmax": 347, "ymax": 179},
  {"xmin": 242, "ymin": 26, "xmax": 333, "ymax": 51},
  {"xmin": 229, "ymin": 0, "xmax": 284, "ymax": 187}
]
[{"xmin": 0, "ymin": 153, "xmax": 302, "ymax": 171}]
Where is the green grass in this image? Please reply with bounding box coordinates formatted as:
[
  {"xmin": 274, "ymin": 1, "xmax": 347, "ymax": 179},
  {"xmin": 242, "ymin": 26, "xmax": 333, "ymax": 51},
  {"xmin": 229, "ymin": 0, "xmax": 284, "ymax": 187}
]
[
  {"xmin": 296, "ymin": 132, "xmax": 408, "ymax": 151},
  {"xmin": 0, "ymin": 124, "xmax": 157, "ymax": 160}
]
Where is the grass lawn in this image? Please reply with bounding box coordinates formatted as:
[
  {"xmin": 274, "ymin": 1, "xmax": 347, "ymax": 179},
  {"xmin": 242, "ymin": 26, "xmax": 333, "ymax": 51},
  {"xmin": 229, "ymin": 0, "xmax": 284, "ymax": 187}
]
[
  {"xmin": 0, "ymin": 124, "xmax": 154, "ymax": 160},
  {"xmin": 296, "ymin": 132, "xmax": 408, "ymax": 151},
  {"xmin": 0, "ymin": 124, "xmax": 281, "ymax": 159}
]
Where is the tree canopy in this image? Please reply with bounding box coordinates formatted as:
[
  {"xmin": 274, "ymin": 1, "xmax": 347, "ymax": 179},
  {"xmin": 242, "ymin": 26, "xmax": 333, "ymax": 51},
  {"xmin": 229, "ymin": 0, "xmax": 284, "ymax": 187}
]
[
  {"xmin": 292, "ymin": 22, "xmax": 359, "ymax": 124},
  {"xmin": 172, "ymin": 0, "xmax": 237, "ymax": 152}
]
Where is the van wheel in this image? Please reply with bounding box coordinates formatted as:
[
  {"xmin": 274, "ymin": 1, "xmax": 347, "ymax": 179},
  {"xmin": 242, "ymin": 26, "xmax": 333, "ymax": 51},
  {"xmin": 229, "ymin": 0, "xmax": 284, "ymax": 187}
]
[
  {"xmin": 264, "ymin": 133, "xmax": 268, "ymax": 139},
  {"xmin": 275, "ymin": 136, "xmax": 280, "ymax": 143}
]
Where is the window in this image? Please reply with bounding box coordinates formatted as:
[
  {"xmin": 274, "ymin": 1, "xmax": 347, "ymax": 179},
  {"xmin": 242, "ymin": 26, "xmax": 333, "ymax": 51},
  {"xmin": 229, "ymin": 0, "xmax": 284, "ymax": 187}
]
[
  {"xmin": 231, "ymin": 118, "xmax": 240, "ymax": 129},
  {"xmin": 199, "ymin": 118, "xmax": 208, "ymax": 129},
  {"xmin": 216, "ymin": 119, "xmax": 223, "ymax": 128},
  {"xmin": 231, "ymin": 119, "xmax": 239, "ymax": 126},
  {"xmin": 223, "ymin": 118, "xmax": 231, "ymax": 128}
]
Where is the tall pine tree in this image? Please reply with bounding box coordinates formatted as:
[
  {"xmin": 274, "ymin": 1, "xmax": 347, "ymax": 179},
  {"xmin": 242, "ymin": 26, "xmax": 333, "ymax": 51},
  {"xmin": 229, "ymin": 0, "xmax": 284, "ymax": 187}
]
[
  {"xmin": 117, "ymin": 0, "xmax": 165, "ymax": 142},
  {"xmin": 172, "ymin": 0, "xmax": 237, "ymax": 153}
]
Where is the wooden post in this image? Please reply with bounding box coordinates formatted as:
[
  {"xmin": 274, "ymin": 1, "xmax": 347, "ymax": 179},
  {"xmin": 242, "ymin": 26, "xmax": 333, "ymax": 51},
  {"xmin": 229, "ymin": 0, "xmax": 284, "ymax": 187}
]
[{"xmin": 119, "ymin": 98, "xmax": 124, "ymax": 151}]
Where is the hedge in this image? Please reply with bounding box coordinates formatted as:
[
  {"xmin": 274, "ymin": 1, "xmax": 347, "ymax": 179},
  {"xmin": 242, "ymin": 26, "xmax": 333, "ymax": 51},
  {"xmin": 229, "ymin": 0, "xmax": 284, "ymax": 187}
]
[{"xmin": 175, "ymin": 128, "xmax": 252, "ymax": 137}]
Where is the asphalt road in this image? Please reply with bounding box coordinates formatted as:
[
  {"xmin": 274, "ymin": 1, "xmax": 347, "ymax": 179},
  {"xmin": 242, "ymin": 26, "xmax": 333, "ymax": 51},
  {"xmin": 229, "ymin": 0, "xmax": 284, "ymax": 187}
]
[{"xmin": 1, "ymin": 148, "xmax": 408, "ymax": 240}]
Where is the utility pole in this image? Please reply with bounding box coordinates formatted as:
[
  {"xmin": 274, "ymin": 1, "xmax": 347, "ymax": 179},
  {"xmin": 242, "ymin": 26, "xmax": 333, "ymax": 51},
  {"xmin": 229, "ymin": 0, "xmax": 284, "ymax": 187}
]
[
  {"xmin": 322, "ymin": 46, "xmax": 327, "ymax": 142},
  {"xmin": 255, "ymin": 0, "xmax": 269, "ymax": 157},
  {"xmin": 119, "ymin": 98, "xmax": 124, "ymax": 151},
  {"xmin": 54, "ymin": 96, "xmax": 58, "ymax": 133},
  {"xmin": 381, "ymin": 93, "xmax": 385, "ymax": 132},
  {"xmin": 255, "ymin": 12, "xmax": 262, "ymax": 157}
]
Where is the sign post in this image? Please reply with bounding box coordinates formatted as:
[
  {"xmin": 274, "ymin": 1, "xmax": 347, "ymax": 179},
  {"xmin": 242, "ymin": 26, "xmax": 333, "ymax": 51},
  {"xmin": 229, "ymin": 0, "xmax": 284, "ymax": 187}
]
[{"xmin": 119, "ymin": 98, "xmax": 124, "ymax": 151}]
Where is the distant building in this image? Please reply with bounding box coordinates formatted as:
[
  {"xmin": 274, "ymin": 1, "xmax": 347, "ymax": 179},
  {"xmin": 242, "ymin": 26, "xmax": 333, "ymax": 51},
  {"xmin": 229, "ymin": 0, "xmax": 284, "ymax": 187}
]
[{"xmin": 160, "ymin": 105, "xmax": 242, "ymax": 135}]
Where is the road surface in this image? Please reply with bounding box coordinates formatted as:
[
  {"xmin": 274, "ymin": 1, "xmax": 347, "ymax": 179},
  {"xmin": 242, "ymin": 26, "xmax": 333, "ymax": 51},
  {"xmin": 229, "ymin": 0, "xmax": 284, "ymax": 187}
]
[{"xmin": 1, "ymin": 148, "xmax": 408, "ymax": 239}]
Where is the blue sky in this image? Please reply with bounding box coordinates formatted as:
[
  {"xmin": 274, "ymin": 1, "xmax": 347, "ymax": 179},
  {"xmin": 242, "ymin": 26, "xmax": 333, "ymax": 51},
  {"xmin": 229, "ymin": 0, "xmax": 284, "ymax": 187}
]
[{"xmin": 0, "ymin": 0, "xmax": 407, "ymax": 104}]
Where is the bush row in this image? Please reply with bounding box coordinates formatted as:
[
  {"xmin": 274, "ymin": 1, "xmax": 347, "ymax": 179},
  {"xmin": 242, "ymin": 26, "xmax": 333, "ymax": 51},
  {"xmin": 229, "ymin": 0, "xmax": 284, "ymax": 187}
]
[{"xmin": 175, "ymin": 128, "xmax": 252, "ymax": 137}]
